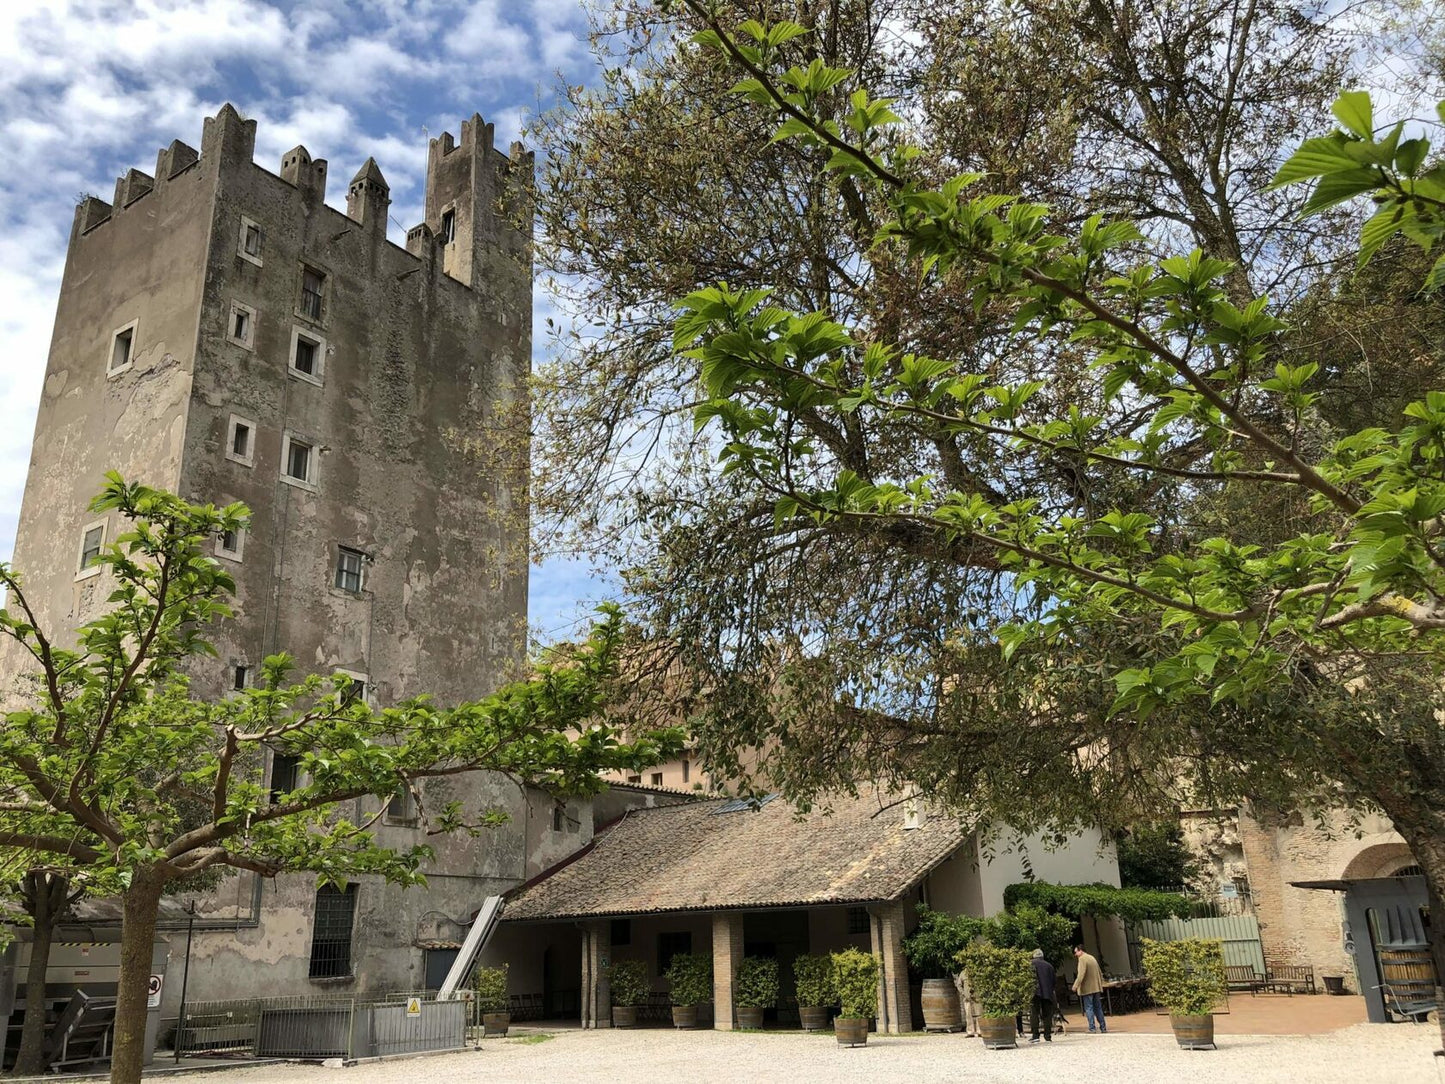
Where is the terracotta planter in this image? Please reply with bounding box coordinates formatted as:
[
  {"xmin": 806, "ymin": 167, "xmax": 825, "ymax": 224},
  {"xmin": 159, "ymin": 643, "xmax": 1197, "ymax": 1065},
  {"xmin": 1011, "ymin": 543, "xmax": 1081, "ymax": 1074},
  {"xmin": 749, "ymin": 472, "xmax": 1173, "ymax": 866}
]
[
  {"xmin": 482, "ymin": 1011, "xmax": 510, "ymax": 1037},
  {"xmin": 1170, "ymin": 1013, "xmax": 1214, "ymax": 1050},
  {"xmin": 920, "ymin": 978, "xmax": 962, "ymax": 1031},
  {"xmin": 978, "ymin": 1015, "xmax": 1017, "ymax": 1049},
  {"xmin": 612, "ymin": 1005, "xmax": 639, "ymax": 1028},
  {"xmin": 736, "ymin": 1006, "xmax": 765, "ymax": 1029},
  {"xmin": 835, "ymin": 1017, "xmax": 869, "ymax": 1047},
  {"xmin": 672, "ymin": 1004, "xmax": 699, "ymax": 1029},
  {"xmin": 799, "ymin": 1005, "xmax": 830, "ymax": 1031}
]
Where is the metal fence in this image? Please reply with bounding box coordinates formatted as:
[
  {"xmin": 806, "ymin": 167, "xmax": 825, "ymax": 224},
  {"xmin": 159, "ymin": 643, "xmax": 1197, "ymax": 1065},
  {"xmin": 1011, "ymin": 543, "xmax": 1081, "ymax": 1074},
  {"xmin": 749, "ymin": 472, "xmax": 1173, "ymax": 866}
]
[
  {"xmin": 1127, "ymin": 914, "xmax": 1268, "ymax": 974},
  {"xmin": 176, "ymin": 991, "xmax": 465, "ymax": 1062}
]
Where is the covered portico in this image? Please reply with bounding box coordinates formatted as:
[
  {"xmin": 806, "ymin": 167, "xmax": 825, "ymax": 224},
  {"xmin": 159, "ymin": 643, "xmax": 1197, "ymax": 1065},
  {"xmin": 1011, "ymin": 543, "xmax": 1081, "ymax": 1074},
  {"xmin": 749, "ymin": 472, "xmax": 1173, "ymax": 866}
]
[{"xmin": 497, "ymin": 792, "xmax": 972, "ymax": 1032}]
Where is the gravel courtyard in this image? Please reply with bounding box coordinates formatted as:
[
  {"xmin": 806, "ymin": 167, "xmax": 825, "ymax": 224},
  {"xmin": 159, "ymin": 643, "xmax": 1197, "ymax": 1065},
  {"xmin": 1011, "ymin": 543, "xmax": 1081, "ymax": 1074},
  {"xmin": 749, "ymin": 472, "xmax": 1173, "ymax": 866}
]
[{"xmin": 213, "ymin": 1023, "xmax": 1438, "ymax": 1084}]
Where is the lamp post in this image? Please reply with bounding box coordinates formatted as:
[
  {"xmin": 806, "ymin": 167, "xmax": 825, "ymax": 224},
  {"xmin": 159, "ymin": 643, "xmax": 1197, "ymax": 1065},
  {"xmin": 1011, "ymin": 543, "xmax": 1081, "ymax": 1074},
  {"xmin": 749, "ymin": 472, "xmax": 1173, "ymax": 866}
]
[{"xmin": 174, "ymin": 902, "xmax": 198, "ymax": 1064}]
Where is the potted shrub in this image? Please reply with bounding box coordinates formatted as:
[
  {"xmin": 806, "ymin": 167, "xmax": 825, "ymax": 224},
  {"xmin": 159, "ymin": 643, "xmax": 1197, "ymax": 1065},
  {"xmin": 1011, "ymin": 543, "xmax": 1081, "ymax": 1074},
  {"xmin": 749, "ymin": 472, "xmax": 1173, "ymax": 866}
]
[
  {"xmin": 1141, "ymin": 938, "xmax": 1226, "ymax": 1050},
  {"xmin": 606, "ymin": 959, "xmax": 648, "ymax": 1028},
  {"xmin": 830, "ymin": 948, "xmax": 879, "ymax": 1047},
  {"xmin": 792, "ymin": 954, "xmax": 835, "ymax": 1031},
  {"xmin": 663, "ymin": 951, "xmax": 712, "ymax": 1029},
  {"xmin": 735, "ymin": 956, "xmax": 779, "ymax": 1029},
  {"xmin": 956, "ymin": 944, "xmax": 1033, "ymax": 1049},
  {"xmin": 474, "ymin": 964, "xmax": 510, "ymax": 1037},
  {"xmin": 903, "ymin": 906, "xmax": 978, "ymax": 1031}
]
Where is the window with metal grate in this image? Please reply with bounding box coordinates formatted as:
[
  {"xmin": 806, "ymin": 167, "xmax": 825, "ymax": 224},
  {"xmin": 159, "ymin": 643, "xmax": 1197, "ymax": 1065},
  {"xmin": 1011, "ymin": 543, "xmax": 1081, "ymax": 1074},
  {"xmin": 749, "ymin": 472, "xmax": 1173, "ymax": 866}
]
[{"xmin": 309, "ymin": 883, "xmax": 358, "ymax": 979}]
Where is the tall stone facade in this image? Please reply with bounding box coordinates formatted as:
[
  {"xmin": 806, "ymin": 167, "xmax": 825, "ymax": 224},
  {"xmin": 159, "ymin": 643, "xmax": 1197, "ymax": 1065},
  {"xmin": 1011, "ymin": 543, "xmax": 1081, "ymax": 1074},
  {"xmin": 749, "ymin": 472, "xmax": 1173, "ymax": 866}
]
[{"xmin": 2, "ymin": 103, "xmax": 557, "ymax": 1007}]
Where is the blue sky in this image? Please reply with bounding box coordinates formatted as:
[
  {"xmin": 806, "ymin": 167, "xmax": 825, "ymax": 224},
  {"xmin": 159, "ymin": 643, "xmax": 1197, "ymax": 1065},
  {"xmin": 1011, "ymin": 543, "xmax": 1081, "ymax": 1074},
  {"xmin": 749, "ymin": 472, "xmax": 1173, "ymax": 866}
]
[{"xmin": 0, "ymin": 0, "xmax": 614, "ymax": 643}]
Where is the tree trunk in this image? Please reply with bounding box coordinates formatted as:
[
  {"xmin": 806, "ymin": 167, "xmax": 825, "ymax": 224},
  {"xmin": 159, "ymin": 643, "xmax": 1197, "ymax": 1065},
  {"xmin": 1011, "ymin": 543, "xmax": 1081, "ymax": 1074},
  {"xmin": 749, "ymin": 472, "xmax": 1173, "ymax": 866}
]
[
  {"xmin": 110, "ymin": 869, "xmax": 164, "ymax": 1084},
  {"xmin": 13, "ymin": 872, "xmax": 69, "ymax": 1075}
]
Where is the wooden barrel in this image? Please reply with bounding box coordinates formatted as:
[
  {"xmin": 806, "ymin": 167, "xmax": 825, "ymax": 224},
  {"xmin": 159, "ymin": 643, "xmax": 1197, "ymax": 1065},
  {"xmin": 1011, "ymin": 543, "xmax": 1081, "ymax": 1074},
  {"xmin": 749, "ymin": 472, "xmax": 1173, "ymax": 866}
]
[
  {"xmin": 921, "ymin": 978, "xmax": 962, "ymax": 1031},
  {"xmin": 978, "ymin": 1015, "xmax": 1017, "ymax": 1049},
  {"xmin": 612, "ymin": 1005, "xmax": 638, "ymax": 1028},
  {"xmin": 672, "ymin": 1005, "xmax": 699, "ymax": 1029},
  {"xmin": 736, "ymin": 1006, "xmax": 765, "ymax": 1029},
  {"xmin": 482, "ymin": 1011, "xmax": 510, "ymax": 1037},
  {"xmin": 798, "ymin": 1005, "xmax": 830, "ymax": 1031},
  {"xmin": 1380, "ymin": 947, "xmax": 1437, "ymax": 988},
  {"xmin": 835, "ymin": 1017, "xmax": 869, "ymax": 1046},
  {"xmin": 1170, "ymin": 1013, "xmax": 1214, "ymax": 1050}
]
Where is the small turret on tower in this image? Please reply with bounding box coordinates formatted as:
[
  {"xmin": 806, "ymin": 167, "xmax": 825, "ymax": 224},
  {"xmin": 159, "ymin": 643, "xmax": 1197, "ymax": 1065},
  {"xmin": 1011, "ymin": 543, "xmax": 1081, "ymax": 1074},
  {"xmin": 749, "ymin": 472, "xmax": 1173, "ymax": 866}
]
[
  {"xmin": 347, "ymin": 157, "xmax": 390, "ymax": 233},
  {"xmin": 280, "ymin": 145, "xmax": 328, "ymax": 203}
]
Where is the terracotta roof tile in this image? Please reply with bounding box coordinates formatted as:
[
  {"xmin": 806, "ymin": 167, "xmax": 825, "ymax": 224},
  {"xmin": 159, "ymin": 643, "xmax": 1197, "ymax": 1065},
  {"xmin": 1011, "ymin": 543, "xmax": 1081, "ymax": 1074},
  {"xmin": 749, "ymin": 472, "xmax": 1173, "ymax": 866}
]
[{"xmin": 503, "ymin": 790, "xmax": 969, "ymax": 921}]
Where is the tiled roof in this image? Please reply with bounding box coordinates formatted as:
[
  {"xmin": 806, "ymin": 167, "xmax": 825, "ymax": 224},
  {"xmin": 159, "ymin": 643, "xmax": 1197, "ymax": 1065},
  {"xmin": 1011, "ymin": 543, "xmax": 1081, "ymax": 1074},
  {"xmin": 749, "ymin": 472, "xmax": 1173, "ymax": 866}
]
[{"xmin": 503, "ymin": 790, "xmax": 970, "ymax": 921}]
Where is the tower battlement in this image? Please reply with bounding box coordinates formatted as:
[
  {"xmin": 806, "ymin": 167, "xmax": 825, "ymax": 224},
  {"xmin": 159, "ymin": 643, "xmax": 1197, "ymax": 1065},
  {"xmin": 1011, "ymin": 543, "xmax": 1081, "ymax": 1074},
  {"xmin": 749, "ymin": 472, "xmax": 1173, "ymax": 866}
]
[{"xmin": 72, "ymin": 103, "xmax": 533, "ymax": 294}]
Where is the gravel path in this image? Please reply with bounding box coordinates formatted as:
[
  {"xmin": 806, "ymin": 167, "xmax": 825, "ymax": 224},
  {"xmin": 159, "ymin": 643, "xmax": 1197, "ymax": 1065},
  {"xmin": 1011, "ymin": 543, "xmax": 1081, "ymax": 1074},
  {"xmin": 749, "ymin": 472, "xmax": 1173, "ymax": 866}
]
[{"xmin": 213, "ymin": 1023, "xmax": 1438, "ymax": 1084}]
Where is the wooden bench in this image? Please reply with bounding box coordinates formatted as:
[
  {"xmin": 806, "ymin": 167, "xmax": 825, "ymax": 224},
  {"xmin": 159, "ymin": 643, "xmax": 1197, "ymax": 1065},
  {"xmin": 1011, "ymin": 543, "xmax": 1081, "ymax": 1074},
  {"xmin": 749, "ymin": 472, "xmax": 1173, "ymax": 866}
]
[
  {"xmin": 1266, "ymin": 965, "xmax": 1315, "ymax": 995},
  {"xmin": 1224, "ymin": 965, "xmax": 1265, "ymax": 994}
]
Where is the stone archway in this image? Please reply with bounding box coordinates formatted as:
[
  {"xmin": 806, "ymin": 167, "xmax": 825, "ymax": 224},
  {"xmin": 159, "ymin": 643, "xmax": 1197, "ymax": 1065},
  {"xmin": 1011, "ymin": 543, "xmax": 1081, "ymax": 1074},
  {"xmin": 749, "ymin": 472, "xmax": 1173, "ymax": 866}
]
[{"xmin": 1341, "ymin": 842, "xmax": 1418, "ymax": 881}]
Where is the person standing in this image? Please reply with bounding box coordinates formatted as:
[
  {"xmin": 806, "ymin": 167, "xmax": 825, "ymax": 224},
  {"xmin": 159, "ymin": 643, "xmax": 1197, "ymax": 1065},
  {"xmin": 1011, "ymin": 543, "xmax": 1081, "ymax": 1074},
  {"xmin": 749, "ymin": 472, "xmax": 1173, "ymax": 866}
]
[
  {"xmin": 1029, "ymin": 949, "xmax": 1056, "ymax": 1043},
  {"xmin": 1072, "ymin": 945, "xmax": 1107, "ymax": 1033}
]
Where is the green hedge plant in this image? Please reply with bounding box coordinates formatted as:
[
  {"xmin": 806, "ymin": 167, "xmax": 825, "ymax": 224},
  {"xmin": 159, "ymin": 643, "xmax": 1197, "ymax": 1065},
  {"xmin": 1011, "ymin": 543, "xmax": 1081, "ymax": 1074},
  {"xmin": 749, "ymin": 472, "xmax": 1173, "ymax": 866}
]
[
  {"xmin": 606, "ymin": 959, "xmax": 649, "ymax": 1007},
  {"xmin": 793, "ymin": 954, "xmax": 836, "ymax": 1007},
  {"xmin": 956, "ymin": 945, "xmax": 1034, "ymax": 1018},
  {"xmin": 736, "ymin": 956, "xmax": 780, "ymax": 1009},
  {"xmin": 831, "ymin": 949, "xmax": 880, "ymax": 1020},
  {"xmin": 663, "ymin": 952, "xmax": 712, "ymax": 1006},
  {"xmin": 1141, "ymin": 938, "xmax": 1227, "ymax": 1016},
  {"xmin": 903, "ymin": 906, "xmax": 982, "ymax": 977},
  {"xmin": 474, "ymin": 964, "xmax": 509, "ymax": 1013}
]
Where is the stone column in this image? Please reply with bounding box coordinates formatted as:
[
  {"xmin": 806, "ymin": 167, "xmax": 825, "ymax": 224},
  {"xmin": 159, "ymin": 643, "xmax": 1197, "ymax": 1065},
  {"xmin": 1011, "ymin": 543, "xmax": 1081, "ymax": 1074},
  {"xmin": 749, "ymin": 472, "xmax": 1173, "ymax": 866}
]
[
  {"xmin": 870, "ymin": 901, "xmax": 913, "ymax": 1034},
  {"xmin": 580, "ymin": 920, "xmax": 611, "ymax": 1029},
  {"xmin": 712, "ymin": 912, "xmax": 745, "ymax": 1030}
]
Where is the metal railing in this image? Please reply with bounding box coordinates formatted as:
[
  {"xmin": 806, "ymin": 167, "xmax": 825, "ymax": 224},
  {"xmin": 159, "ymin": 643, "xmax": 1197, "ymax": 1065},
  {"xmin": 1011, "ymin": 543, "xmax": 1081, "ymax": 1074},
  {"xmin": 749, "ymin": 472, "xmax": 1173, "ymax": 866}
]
[{"xmin": 175, "ymin": 991, "xmax": 465, "ymax": 1061}]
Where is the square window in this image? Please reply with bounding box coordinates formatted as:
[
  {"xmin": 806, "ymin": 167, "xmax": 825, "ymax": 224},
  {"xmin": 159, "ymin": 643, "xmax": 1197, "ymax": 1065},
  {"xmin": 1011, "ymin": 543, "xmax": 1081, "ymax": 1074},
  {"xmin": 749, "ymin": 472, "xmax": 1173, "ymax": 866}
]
[
  {"xmin": 238, "ymin": 215, "xmax": 264, "ymax": 266},
  {"xmin": 334, "ymin": 547, "xmax": 365, "ymax": 593},
  {"xmin": 288, "ymin": 327, "xmax": 326, "ymax": 385},
  {"xmin": 386, "ymin": 785, "xmax": 416, "ymax": 825},
  {"xmin": 342, "ymin": 676, "xmax": 367, "ymax": 706},
  {"xmin": 300, "ymin": 267, "xmax": 325, "ymax": 321},
  {"xmin": 226, "ymin": 415, "xmax": 256, "ymax": 467},
  {"xmin": 846, "ymin": 907, "xmax": 870, "ymax": 935},
  {"xmin": 626, "ymin": 774, "xmax": 641, "ymax": 785},
  {"xmin": 610, "ymin": 919, "xmax": 632, "ymax": 947},
  {"xmin": 216, "ymin": 526, "xmax": 244, "ymax": 562},
  {"xmin": 441, "ymin": 209, "xmax": 456, "ymax": 244},
  {"xmin": 650, "ymin": 772, "xmax": 664, "ymax": 787},
  {"xmin": 270, "ymin": 752, "xmax": 301, "ymax": 803},
  {"xmin": 233, "ymin": 664, "xmax": 249, "ymax": 690},
  {"xmin": 227, "ymin": 301, "xmax": 256, "ymax": 349},
  {"xmin": 280, "ymin": 432, "xmax": 317, "ymax": 489},
  {"xmin": 107, "ymin": 320, "xmax": 138, "ymax": 377},
  {"xmin": 76, "ymin": 522, "xmax": 105, "ymax": 576}
]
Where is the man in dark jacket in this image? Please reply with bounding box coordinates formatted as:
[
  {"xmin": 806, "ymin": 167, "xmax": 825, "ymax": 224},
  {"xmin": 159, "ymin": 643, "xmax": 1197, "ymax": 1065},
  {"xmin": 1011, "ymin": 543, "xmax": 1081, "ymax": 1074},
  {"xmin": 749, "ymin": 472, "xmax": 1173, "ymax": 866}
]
[{"xmin": 1029, "ymin": 949, "xmax": 1057, "ymax": 1043}]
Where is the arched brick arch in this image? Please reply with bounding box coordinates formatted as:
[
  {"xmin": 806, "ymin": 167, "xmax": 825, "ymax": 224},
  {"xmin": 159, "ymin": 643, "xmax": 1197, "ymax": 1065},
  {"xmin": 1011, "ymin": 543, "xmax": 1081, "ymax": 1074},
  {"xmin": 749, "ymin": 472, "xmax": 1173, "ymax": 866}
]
[{"xmin": 1340, "ymin": 842, "xmax": 1417, "ymax": 880}]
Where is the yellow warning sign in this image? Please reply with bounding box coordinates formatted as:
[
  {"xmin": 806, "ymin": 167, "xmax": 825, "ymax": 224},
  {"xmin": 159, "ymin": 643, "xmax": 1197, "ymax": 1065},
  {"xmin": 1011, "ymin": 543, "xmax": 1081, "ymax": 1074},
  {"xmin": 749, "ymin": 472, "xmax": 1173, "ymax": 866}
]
[{"xmin": 406, "ymin": 997, "xmax": 422, "ymax": 1017}]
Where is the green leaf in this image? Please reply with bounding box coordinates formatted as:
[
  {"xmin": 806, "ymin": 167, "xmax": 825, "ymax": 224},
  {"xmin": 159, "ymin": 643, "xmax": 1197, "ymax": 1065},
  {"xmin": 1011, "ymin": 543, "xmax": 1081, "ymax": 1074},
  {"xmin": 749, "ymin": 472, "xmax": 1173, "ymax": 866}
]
[{"xmin": 1331, "ymin": 91, "xmax": 1374, "ymax": 139}]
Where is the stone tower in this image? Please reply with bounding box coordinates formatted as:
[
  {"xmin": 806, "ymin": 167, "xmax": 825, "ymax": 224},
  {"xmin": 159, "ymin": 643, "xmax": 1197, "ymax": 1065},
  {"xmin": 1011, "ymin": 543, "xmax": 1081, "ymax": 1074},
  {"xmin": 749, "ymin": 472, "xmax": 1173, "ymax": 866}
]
[
  {"xmin": 8, "ymin": 103, "xmax": 533, "ymax": 706},
  {"xmin": 3, "ymin": 104, "xmax": 541, "ymax": 1001}
]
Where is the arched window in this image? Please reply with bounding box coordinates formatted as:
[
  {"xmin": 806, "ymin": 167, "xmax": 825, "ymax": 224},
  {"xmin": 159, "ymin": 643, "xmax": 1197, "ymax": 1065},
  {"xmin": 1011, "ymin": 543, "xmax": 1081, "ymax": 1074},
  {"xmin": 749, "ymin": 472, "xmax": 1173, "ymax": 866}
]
[{"xmin": 1392, "ymin": 865, "xmax": 1424, "ymax": 877}]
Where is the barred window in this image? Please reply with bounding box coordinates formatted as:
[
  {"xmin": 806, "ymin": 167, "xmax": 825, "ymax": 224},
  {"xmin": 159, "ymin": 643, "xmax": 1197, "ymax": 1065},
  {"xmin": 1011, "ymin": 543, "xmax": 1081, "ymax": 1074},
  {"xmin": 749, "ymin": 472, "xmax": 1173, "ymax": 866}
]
[
  {"xmin": 300, "ymin": 267, "xmax": 325, "ymax": 320},
  {"xmin": 846, "ymin": 907, "xmax": 870, "ymax": 935},
  {"xmin": 309, "ymin": 884, "xmax": 357, "ymax": 979}
]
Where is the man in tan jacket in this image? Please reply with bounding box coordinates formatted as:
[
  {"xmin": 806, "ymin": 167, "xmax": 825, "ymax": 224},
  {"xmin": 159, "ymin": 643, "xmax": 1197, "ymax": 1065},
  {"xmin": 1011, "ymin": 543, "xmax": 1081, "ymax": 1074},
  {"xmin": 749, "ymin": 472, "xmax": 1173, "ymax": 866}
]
[{"xmin": 1072, "ymin": 945, "xmax": 1107, "ymax": 1033}]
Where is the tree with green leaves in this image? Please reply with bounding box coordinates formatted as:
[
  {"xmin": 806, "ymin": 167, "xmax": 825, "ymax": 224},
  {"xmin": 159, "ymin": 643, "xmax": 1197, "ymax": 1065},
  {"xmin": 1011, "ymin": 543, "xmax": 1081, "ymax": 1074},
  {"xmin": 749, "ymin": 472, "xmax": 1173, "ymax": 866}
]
[
  {"xmin": 529, "ymin": 0, "xmax": 1431, "ymax": 821},
  {"xmin": 0, "ymin": 477, "xmax": 677, "ymax": 1084},
  {"xmin": 658, "ymin": 2, "xmax": 1445, "ymax": 1010}
]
